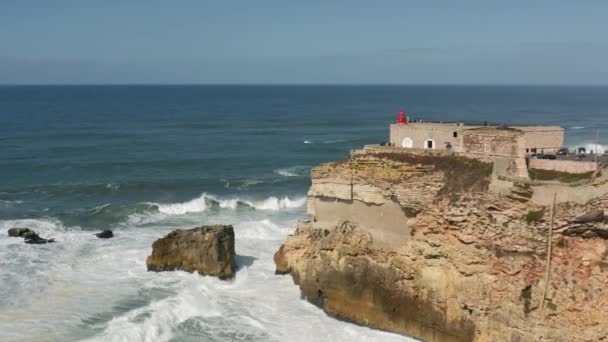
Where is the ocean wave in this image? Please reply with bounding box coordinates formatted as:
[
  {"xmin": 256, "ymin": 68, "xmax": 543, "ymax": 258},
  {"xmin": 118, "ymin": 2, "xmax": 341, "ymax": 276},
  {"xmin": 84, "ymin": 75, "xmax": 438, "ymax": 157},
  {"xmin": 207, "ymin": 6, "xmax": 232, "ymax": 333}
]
[
  {"xmin": 0, "ymin": 199, "xmax": 24, "ymax": 206},
  {"xmin": 303, "ymin": 139, "xmax": 350, "ymax": 145},
  {"xmin": 322, "ymin": 139, "xmax": 349, "ymax": 144},
  {"xmin": 0, "ymin": 218, "xmax": 74, "ymax": 239},
  {"xmin": 274, "ymin": 165, "xmax": 311, "ymax": 177},
  {"xmin": 150, "ymin": 193, "xmax": 306, "ymax": 216},
  {"xmin": 569, "ymin": 126, "xmax": 586, "ymax": 130}
]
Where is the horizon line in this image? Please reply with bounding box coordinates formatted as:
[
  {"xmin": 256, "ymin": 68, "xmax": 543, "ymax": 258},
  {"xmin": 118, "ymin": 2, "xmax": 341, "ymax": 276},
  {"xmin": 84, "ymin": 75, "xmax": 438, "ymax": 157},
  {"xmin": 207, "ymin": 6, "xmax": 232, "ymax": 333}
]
[{"xmin": 1, "ymin": 82, "xmax": 608, "ymax": 87}]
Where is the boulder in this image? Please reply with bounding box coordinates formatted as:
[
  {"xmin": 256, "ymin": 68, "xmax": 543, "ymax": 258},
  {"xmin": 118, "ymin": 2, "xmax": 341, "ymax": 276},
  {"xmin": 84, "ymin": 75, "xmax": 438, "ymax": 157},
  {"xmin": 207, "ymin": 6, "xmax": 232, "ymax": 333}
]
[
  {"xmin": 24, "ymin": 234, "xmax": 55, "ymax": 244},
  {"xmin": 146, "ymin": 225, "xmax": 235, "ymax": 279},
  {"xmin": 8, "ymin": 228, "xmax": 54, "ymax": 244},
  {"xmin": 273, "ymin": 245, "xmax": 291, "ymax": 275},
  {"xmin": 95, "ymin": 230, "xmax": 114, "ymax": 239},
  {"xmin": 573, "ymin": 210, "xmax": 605, "ymax": 223},
  {"xmin": 8, "ymin": 228, "xmax": 35, "ymax": 238}
]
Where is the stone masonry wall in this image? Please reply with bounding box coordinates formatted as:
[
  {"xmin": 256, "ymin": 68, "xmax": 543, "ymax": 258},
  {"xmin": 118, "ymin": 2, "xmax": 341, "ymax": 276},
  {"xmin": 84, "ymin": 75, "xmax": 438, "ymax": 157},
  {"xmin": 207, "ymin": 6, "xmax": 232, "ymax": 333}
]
[{"xmin": 529, "ymin": 158, "xmax": 598, "ymax": 174}]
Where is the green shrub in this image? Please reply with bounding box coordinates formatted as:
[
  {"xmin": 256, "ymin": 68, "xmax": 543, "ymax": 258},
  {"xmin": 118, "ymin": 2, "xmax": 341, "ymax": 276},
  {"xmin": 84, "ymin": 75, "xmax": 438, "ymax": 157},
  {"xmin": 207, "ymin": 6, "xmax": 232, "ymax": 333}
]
[
  {"xmin": 528, "ymin": 169, "xmax": 594, "ymax": 183},
  {"xmin": 525, "ymin": 210, "xmax": 544, "ymax": 224}
]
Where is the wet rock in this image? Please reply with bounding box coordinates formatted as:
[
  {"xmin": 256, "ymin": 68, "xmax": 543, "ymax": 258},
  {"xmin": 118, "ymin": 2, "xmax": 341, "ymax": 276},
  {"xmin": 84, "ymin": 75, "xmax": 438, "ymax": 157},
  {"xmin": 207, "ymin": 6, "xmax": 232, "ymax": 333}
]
[
  {"xmin": 573, "ymin": 210, "xmax": 604, "ymax": 223},
  {"xmin": 273, "ymin": 245, "xmax": 291, "ymax": 275},
  {"xmin": 8, "ymin": 227, "xmax": 35, "ymax": 238},
  {"xmin": 95, "ymin": 230, "xmax": 114, "ymax": 239},
  {"xmin": 146, "ymin": 225, "xmax": 235, "ymax": 279},
  {"xmin": 24, "ymin": 233, "xmax": 55, "ymax": 244},
  {"xmin": 8, "ymin": 228, "xmax": 54, "ymax": 244}
]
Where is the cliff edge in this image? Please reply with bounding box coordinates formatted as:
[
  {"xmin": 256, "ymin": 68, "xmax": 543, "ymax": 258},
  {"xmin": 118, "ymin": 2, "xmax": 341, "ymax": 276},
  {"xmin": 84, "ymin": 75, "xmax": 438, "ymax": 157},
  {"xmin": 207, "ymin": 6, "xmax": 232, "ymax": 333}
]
[{"xmin": 275, "ymin": 148, "xmax": 608, "ymax": 342}]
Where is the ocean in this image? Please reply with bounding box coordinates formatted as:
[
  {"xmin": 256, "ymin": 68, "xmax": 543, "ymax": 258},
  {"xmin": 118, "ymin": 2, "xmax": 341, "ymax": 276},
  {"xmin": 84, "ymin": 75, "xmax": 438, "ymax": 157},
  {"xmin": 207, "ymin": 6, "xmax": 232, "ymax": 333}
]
[{"xmin": 1, "ymin": 85, "xmax": 607, "ymax": 342}]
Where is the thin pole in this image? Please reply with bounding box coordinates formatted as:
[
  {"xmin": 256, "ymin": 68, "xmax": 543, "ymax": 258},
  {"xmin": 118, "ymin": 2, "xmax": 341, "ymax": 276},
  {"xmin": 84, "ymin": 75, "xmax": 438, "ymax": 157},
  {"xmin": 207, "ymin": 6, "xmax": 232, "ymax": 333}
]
[{"xmin": 541, "ymin": 192, "xmax": 557, "ymax": 312}]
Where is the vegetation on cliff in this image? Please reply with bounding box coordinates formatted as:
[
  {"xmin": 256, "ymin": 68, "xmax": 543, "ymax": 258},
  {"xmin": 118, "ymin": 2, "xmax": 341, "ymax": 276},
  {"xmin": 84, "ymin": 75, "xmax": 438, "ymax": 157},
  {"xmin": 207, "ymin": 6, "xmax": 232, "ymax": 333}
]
[{"xmin": 367, "ymin": 153, "xmax": 493, "ymax": 198}]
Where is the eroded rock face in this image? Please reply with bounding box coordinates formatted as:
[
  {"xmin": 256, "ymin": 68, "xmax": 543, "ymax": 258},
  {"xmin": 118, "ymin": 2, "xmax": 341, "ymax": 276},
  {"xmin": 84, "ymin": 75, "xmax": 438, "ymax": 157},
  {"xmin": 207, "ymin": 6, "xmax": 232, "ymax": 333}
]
[
  {"xmin": 573, "ymin": 209, "xmax": 604, "ymax": 223},
  {"xmin": 147, "ymin": 225, "xmax": 235, "ymax": 279},
  {"xmin": 276, "ymin": 151, "xmax": 608, "ymax": 342}
]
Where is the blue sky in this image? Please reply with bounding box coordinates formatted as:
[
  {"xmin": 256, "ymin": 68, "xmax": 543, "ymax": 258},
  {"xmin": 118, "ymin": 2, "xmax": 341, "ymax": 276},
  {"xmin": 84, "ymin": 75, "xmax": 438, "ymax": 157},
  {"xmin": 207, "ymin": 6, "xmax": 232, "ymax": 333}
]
[{"xmin": 1, "ymin": 1, "xmax": 607, "ymax": 84}]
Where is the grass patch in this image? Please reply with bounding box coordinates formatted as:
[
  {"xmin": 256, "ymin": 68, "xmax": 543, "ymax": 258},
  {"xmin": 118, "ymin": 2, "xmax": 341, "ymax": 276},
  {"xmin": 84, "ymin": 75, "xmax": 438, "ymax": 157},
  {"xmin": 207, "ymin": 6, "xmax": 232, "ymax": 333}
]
[
  {"xmin": 525, "ymin": 210, "xmax": 545, "ymax": 224},
  {"xmin": 546, "ymin": 302, "xmax": 557, "ymax": 311},
  {"xmin": 528, "ymin": 169, "xmax": 594, "ymax": 183}
]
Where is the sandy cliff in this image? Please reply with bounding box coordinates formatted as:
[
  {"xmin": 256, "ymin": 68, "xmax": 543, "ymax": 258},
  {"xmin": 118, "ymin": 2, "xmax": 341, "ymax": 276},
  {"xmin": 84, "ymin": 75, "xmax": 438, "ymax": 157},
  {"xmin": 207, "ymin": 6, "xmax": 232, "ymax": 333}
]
[{"xmin": 275, "ymin": 149, "xmax": 608, "ymax": 342}]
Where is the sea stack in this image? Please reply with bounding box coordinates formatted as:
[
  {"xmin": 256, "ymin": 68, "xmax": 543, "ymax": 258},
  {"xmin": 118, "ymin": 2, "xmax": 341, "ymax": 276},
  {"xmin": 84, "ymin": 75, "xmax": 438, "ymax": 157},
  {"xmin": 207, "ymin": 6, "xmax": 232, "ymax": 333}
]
[
  {"xmin": 275, "ymin": 130, "xmax": 608, "ymax": 342},
  {"xmin": 146, "ymin": 225, "xmax": 235, "ymax": 279}
]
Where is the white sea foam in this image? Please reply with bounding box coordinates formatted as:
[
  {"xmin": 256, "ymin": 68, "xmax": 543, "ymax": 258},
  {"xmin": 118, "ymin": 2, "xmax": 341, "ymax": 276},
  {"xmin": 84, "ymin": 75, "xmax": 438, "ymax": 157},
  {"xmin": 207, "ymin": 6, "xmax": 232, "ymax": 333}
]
[
  {"xmin": 90, "ymin": 203, "xmax": 111, "ymax": 214},
  {"xmin": 150, "ymin": 193, "xmax": 306, "ymax": 216},
  {"xmin": 0, "ymin": 213, "xmax": 413, "ymax": 342},
  {"xmin": 105, "ymin": 183, "xmax": 120, "ymax": 191},
  {"xmin": 583, "ymin": 143, "xmax": 607, "ymax": 154},
  {"xmin": 322, "ymin": 139, "xmax": 348, "ymax": 144},
  {"xmin": 0, "ymin": 218, "xmax": 73, "ymax": 237},
  {"xmin": 569, "ymin": 126, "xmax": 586, "ymax": 130},
  {"xmin": 154, "ymin": 195, "xmax": 208, "ymax": 215},
  {"xmin": 304, "ymin": 139, "xmax": 351, "ymax": 144},
  {"xmin": 254, "ymin": 196, "xmax": 306, "ymax": 210},
  {"xmin": 0, "ymin": 199, "xmax": 23, "ymax": 206},
  {"xmin": 567, "ymin": 142, "xmax": 607, "ymax": 154},
  {"xmin": 274, "ymin": 165, "xmax": 310, "ymax": 177}
]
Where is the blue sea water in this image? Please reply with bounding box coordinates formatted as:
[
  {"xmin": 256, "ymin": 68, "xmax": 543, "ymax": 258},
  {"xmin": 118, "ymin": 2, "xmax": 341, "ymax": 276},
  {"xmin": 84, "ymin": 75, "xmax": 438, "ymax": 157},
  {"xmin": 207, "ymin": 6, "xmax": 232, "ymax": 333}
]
[{"xmin": 0, "ymin": 85, "xmax": 607, "ymax": 342}]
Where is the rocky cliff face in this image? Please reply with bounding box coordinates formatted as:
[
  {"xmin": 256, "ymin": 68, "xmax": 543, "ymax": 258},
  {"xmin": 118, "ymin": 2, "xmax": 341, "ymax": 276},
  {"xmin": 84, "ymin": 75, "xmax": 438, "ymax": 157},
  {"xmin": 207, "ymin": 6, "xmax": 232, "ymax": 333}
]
[{"xmin": 275, "ymin": 150, "xmax": 608, "ymax": 342}]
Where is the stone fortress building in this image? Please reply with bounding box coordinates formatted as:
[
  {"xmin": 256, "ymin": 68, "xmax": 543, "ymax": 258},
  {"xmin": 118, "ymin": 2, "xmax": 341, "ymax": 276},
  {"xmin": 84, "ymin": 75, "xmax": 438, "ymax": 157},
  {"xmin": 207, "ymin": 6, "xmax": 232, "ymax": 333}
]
[
  {"xmin": 389, "ymin": 121, "xmax": 564, "ymax": 155},
  {"xmin": 386, "ymin": 113, "xmax": 601, "ymax": 179}
]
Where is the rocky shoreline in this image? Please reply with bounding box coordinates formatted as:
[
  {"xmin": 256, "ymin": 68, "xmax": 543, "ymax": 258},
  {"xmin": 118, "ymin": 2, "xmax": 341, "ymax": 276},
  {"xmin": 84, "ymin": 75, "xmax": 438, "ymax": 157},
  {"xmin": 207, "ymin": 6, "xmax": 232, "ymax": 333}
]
[{"xmin": 275, "ymin": 149, "xmax": 608, "ymax": 342}]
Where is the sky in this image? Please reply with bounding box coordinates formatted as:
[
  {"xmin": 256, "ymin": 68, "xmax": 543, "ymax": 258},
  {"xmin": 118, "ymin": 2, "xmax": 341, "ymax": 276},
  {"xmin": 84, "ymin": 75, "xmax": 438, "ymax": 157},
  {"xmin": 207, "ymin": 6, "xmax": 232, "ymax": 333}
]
[{"xmin": 1, "ymin": 1, "xmax": 607, "ymax": 85}]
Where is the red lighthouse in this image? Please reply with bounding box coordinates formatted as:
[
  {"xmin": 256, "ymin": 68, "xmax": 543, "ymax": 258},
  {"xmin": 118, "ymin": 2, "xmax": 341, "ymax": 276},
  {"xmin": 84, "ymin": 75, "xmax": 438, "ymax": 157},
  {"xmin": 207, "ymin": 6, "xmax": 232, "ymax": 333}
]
[{"xmin": 395, "ymin": 110, "xmax": 408, "ymax": 124}]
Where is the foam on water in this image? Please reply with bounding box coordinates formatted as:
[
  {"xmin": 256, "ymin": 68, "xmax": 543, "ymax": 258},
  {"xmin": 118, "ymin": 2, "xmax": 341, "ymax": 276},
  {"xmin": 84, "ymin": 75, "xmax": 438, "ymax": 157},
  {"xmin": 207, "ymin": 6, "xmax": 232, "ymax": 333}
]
[
  {"xmin": 566, "ymin": 142, "xmax": 608, "ymax": 154},
  {"xmin": 0, "ymin": 208, "xmax": 415, "ymax": 342},
  {"xmin": 274, "ymin": 166, "xmax": 311, "ymax": 177},
  {"xmin": 151, "ymin": 193, "xmax": 307, "ymax": 215},
  {"xmin": 154, "ymin": 196, "xmax": 208, "ymax": 215}
]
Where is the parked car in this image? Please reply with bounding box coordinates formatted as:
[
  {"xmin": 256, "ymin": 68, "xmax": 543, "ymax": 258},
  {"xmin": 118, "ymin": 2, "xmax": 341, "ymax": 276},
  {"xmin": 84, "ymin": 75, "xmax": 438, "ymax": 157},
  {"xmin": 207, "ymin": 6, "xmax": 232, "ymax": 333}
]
[
  {"xmin": 556, "ymin": 148, "xmax": 569, "ymax": 155},
  {"xmin": 537, "ymin": 154, "xmax": 557, "ymax": 160}
]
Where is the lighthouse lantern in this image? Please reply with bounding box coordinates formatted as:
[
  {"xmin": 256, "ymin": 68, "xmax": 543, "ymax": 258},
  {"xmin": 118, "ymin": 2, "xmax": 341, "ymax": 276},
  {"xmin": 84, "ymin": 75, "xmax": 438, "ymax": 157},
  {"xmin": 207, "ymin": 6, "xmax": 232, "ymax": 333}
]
[{"xmin": 396, "ymin": 110, "xmax": 408, "ymax": 124}]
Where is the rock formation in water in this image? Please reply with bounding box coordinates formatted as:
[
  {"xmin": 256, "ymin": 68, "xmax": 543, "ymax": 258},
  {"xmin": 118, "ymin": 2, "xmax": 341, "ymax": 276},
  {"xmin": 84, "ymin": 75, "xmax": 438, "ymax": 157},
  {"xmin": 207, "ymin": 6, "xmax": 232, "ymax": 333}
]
[
  {"xmin": 8, "ymin": 227, "xmax": 55, "ymax": 244},
  {"xmin": 275, "ymin": 147, "xmax": 608, "ymax": 342},
  {"xmin": 95, "ymin": 230, "xmax": 114, "ymax": 239},
  {"xmin": 147, "ymin": 225, "xmax": 235, "ymax": 279}
]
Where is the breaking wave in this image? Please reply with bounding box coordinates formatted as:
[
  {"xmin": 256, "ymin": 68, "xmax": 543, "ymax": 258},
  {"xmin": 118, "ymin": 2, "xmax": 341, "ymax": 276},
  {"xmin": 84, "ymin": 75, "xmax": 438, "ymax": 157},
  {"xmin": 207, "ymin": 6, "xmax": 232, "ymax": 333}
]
[
  {"xmin": 569, "ymin": 126, "xmax": 586, "ymax": 130},
  {"xmin": 151, "ymin": 193, "xmax": 306, "ymax": 215},
  {"xmin": 566, "ymin": 142, "xmax": 608, "ymax": 154},
  {"xmin": 0, "ymin": 218, "xmax": 76, "ymax": 239},
  {"xmin": 303, "ymin": 139, "xmax": 351, "ymax": 144},
  {"xmin": 274, "ymin": 165, "xmax": 311, "ymax": 177}
]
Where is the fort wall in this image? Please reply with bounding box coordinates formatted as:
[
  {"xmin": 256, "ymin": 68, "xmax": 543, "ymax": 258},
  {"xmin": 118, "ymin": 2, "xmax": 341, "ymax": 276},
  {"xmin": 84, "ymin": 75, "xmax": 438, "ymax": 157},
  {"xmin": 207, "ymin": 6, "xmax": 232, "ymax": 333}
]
[
  {"xmin": 529, "ymin": 158, "xmax": 598, "ymax": 174},
  {"xmin": 389, "ymin": 123, "xmax": 467, "ymax": 150}
]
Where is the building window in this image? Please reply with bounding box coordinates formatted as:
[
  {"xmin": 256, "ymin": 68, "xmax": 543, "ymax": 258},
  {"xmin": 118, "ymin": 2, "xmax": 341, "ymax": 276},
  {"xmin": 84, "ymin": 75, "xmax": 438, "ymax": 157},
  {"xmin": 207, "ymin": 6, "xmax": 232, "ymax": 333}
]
[
  {"xmin": 453, "ymin": 132, "xmax": 458, "ymax": 138},
  {"xmin": 425, "ymin": 139, "xmax": 435, "ymax": 149},
  {"xmin": 484, "ymin": 143, "xmax": 491, "ymax": 153}
]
